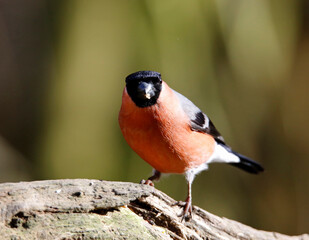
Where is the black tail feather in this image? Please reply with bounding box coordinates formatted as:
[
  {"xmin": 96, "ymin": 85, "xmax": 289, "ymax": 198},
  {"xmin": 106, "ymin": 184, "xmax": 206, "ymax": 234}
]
[{"xmin": 229, "ymin": 151, "xmax": 264, "ymax": 174}]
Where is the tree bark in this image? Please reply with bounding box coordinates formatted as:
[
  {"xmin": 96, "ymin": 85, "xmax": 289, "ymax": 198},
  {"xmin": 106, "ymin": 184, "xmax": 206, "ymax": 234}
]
[{"xmin": 0, "ymin": 179, "xmax": 307, "ymax": 240}]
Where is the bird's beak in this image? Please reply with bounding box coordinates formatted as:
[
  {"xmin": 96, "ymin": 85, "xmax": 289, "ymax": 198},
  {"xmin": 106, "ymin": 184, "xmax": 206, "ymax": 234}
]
[{"xmin": 137, "ymin": 82, "xmax": 155, "ymax": 99}]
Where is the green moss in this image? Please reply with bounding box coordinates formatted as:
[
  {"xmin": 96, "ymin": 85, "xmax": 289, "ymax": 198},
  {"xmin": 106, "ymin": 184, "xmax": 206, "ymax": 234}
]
[{"xmin": 1, "ymin": 207, "xmax": 172, "ymax": 240}]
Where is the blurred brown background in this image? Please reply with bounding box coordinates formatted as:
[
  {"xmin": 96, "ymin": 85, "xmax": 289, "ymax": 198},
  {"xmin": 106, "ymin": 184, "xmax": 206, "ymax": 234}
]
[{"xmin": 0, "ymin": 0, "xmax": 308, "ymax": 235}]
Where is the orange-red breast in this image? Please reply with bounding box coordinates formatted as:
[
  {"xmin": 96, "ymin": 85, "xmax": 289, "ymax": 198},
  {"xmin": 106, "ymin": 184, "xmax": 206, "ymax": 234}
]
[{"xmin": 119, "ymin": 71, "xmax": 263, "ymax": 220}]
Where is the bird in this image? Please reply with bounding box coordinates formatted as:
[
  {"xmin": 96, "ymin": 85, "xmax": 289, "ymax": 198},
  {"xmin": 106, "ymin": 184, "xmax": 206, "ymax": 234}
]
[{"xmin": 118, "ymin": 70, "xmax": 264, "ymax": 220}]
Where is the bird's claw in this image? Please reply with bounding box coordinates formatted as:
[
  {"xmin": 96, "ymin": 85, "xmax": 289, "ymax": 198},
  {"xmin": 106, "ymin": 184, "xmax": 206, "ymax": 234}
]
[
  {"xmin": 172, "ymin": 200, "xmax": 192, "ymax": 221},
  {"xmin": 140, "ymin": 179, "xmax": 154, "ymax": 186},
  {"xmin": 172, "ymin": 200, "xmax": 186, "ymax": 207},
  {"xmin": 181, "ymin": 212, "xmax": 192, "ymax": 222}
]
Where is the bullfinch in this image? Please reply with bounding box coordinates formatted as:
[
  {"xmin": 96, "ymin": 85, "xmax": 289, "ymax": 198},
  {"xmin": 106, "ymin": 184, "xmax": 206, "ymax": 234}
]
[{"xmin": 119, "ymin": 70, "xmax": 263, "ymax": 220}]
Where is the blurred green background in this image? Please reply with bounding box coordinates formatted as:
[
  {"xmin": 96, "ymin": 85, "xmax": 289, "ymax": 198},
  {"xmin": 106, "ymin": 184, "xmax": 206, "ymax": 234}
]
[{"xmin": 0, "ymin": 0, "xmax": 308, "ymax": 235}]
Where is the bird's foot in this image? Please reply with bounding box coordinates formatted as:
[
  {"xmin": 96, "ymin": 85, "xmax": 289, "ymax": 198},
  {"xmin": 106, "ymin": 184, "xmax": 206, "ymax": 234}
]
[
  {"xmin": 173, "ymin": 197, "xmax": 192, "ymax": 221},
  {"xmin": 140, "ymin": 179, "xmax": 154, "ymax": 186}
]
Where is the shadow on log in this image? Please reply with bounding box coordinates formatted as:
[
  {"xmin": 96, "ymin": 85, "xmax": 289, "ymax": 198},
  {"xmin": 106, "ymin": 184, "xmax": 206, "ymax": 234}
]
[{"xmin": 0, "ymin": 179, "xmax": 308, "ymax": 240}]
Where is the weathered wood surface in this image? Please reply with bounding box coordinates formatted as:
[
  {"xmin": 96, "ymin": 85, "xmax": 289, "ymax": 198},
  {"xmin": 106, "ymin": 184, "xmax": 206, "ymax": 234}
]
[{"xmin": 0, "ymin": 179, "xmax": 307, "ymax": 240}]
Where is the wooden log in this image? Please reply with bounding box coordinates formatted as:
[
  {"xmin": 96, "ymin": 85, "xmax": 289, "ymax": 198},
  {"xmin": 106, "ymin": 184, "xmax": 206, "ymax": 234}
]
[{"xmin": 0, "ymin": 179, "xmax": 307, "ymax": 240}]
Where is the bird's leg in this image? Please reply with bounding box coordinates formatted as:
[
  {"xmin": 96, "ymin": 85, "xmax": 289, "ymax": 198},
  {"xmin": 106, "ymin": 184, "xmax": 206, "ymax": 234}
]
[
  {"xmin": 181, "ymin": 181, "xmax": 193, "ymax": 221},
  {"xmin": 140, "ymin": 169, "xmax": 161, "ymax": 186},
  {"xmin": 172, "ymin": 179, "xmax": 193, "ymax": 221}
]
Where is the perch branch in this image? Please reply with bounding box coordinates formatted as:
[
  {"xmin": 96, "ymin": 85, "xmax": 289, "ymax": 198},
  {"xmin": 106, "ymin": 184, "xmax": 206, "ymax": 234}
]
[{"xmin": 0, "ymin": 179, "xmax": 307, "ymax": 240}]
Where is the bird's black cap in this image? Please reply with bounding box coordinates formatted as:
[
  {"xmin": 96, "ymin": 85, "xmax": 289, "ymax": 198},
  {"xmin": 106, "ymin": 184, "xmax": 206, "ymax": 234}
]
[
  {"xmin": 126, "ymin": 71, "xmax": 161, "ymax": 83},
  {"xmin": 125, "ymin": 71, "xmax": 162, "ymax": 108}
]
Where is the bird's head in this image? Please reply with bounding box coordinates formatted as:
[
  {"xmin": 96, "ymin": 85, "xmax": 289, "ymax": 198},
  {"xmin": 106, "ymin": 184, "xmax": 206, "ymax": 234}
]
[{"xmin": 125, "ymin": 71, "xmax": 162, "ymax": 108}]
